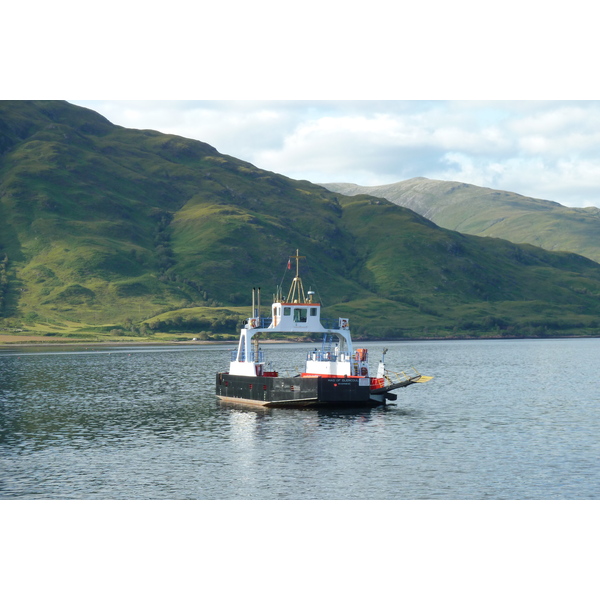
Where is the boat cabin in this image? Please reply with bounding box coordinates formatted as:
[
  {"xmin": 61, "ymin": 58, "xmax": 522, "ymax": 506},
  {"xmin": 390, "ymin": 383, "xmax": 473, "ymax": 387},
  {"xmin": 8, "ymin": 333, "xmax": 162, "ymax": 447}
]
[{"xmin": 229, "ymin": 250, "xmax": 357, "ymax": 378}]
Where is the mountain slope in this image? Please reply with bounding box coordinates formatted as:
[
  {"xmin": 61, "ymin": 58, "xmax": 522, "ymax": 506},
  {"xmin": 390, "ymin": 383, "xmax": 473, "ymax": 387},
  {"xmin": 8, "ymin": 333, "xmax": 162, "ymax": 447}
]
[
  {"xmin": 322, "ymin": 178, "xmax": 600, "ymax": 264},
  {"xmin": 2, "ymin": 101, "xmax": 600, "ymax": 339}
]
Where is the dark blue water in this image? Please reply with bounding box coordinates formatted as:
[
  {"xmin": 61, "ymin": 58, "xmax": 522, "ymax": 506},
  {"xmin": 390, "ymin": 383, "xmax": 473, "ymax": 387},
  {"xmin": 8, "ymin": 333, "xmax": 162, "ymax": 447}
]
[{"xmin": 1, "ymin": 338, "xmax": 599, "ymax": 499}]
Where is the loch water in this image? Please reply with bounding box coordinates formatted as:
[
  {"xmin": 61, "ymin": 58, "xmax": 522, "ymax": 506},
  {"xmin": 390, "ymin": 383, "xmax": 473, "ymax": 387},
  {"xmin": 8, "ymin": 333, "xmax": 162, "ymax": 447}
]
[{"xmin": 1, "ymin": 338, "xmax": 599, "ymax": 500}]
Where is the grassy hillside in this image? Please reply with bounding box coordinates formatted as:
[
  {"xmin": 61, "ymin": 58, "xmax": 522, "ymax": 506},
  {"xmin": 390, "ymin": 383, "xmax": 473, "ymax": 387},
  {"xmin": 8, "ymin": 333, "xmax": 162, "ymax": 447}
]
[
  {"xmin": 323, "ymin": 178, "xmax": 600, "ymax": 264},
  {"xmin": 2, "ymin": 101, "xmax": 600, "ymax": 341},
  {"xmin": 330, "ymin": 194, "xmax": 600, "ymax": 338}
]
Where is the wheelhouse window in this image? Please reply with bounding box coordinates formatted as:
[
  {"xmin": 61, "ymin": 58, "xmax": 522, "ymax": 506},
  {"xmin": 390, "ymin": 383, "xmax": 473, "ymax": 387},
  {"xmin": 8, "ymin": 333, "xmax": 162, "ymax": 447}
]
[
  {"xmin": 294, "ymin": 308, "xmax": 307, "ymax": 323},
  {"xmin": 283, "ymin": 307, "xmax": 291, "ymax": 316},
  {"xmin": 310, "ymin": 307, "xmax": 317, "ymax": 317}
]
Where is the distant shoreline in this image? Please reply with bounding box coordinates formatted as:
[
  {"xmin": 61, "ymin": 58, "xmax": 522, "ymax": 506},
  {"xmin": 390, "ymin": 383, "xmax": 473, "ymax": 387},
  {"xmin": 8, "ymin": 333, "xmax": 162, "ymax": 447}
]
[
  {"xmin": 0, "ymin": 335, "xmax": 229, "ymax": 347},
  {"xmin": 0, "ymin": 334, "xmax": 304, "ymax": 348},
  {"xmin": 1, "ymin": 333, "xmax": 598, "ymax": 349}
]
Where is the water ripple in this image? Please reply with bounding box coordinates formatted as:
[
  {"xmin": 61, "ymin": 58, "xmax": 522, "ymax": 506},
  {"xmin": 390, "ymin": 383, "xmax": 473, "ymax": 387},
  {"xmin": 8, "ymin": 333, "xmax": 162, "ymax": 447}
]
[{"xmin": 1, "ymin": 340, "xmax": 599, "ymax": 499}]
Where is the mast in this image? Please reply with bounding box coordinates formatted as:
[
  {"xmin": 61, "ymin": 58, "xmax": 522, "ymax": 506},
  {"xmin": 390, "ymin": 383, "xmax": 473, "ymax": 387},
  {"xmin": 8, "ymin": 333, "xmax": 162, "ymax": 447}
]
[{"xmin": 287, "ymin": 249, "xmax": 307, "ymax": 304}]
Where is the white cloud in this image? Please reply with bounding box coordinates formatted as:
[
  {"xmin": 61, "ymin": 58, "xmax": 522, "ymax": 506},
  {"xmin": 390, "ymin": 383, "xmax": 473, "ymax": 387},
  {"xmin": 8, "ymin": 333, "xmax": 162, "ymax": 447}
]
[{"xmin": 72, "ymin": 100, "xmax": 600, "ymax": 207}]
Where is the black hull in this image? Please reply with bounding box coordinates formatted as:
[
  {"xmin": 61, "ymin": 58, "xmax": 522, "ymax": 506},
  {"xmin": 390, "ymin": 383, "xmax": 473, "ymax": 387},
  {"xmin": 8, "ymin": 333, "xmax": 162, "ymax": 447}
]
[{"xmin": 216, "ymin": 373, "xmax": 381, "ymax": 408}]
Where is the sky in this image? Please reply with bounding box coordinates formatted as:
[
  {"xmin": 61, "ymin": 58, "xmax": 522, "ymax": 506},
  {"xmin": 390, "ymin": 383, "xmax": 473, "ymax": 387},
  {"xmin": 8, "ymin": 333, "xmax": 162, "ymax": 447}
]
[
  {"xmin": 72, "ymin": 100, "xmax": 600, "ymax": 207},
  {"xmin": 6, "ymin": 2, "xmax": 600, "ymax": 209}
]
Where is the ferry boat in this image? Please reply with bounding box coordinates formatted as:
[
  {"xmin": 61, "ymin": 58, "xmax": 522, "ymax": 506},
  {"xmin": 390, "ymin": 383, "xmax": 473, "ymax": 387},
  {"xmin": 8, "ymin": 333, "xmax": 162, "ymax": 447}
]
[{"xmin": 216, "ymin": 250, "xmax": 432, "ymax": 408}]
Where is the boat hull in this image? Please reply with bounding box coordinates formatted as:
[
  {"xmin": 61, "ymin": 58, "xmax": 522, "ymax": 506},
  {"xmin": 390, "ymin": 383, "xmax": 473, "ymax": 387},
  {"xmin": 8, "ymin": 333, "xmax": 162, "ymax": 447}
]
[{"xmin": 216, "ymin": 372, "xmax": 380, "ymax": 408}]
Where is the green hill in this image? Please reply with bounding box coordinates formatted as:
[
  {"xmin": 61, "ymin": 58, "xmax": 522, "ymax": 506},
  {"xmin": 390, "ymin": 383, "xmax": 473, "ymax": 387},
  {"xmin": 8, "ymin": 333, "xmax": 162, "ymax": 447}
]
[
  {"xmin": 322, "ymin": 178, "xmax": 600, "ymax": 264},
  {"xmin": 2, "ymin": 101, "xmax": 600, "ymax": 341}
]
